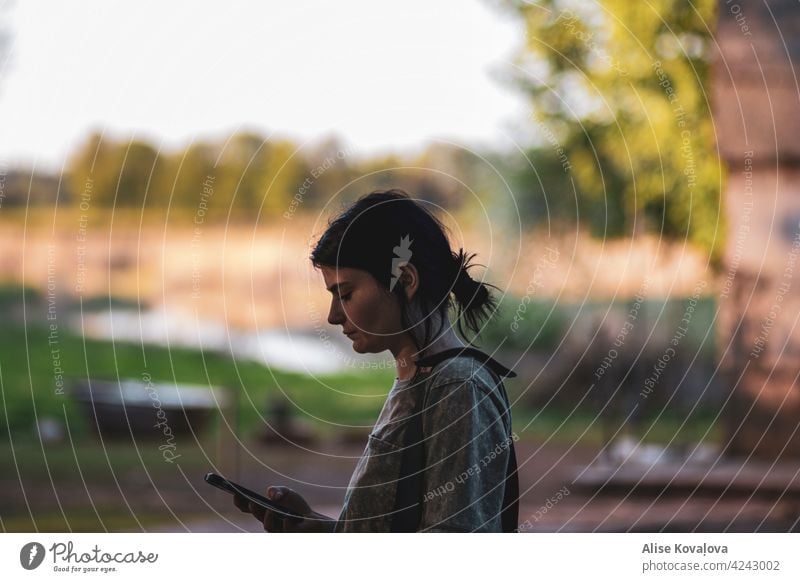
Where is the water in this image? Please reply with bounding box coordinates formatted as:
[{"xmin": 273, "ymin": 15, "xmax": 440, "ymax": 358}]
[{"xmin": 72, "ymin": 308, "xmax": 379, "ymax": 374}]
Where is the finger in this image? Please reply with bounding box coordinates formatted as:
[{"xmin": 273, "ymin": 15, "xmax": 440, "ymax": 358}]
[
  {"xmin": 266, "ymin": 486, "xmax": 303, "ymax": 517},
  {"xmin": 266, "ymin": 486, "xmax": 289, "ymax": 503},
  {"xmin": 248, "ymin": 501, "xmax": 266, "ymax": 523},
  {"xmin": 233, "ymin": 493, "xmax": 249, "ymax": 513},
  {"xmin": 266, "ymin": 486, "xmax": 290, "ymax": 525},
  {"xmin": 264, "ymin": 510, "xmax": 284, "ymax": 533},
  {"xmin": 284, "ymin": 516, "xmax": 306, "ymax": 532}
]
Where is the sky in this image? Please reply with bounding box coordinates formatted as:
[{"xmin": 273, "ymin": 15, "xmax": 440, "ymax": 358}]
[{"xmin": 0, "ymin": 0, "xmax": 531, "ymax": 172}]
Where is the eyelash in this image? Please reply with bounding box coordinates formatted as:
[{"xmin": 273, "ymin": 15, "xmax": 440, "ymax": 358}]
[{"xmin": 339, "ymin": 292, "xmax": 352, "ymax": 302}]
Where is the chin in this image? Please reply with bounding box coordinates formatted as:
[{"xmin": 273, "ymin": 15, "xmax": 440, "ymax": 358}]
[
  {"xmin": 349, "ymin": 337, "xmax": 377, "ymax": 354},
  {"xmin": 351, "ymin": 341, "xmax": 369, "ymax": 354}
]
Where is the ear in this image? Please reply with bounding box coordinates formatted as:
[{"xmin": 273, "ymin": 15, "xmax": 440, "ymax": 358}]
[{"xmin": 397, "ymin": 262, "xmax": 419, "ymax": 302}]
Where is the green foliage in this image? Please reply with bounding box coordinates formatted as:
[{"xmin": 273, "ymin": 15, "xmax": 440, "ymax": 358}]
[
  {"xmin": 66, "ymin": 132, "xmax": 122, "ymax": 207},
  {"xmin": 157, "ymin": 141, "xmax": 219, "ymax": 212},
  {"xmin": 62, "ymin": 132, "xmax": 492, "ymax": 220},
  {"xmin": 478, "ymin": 294, "xmax": 566, "ymax": 352},
  {"xmin": 494, "ymin": 0, "xmax": 724, "ymax": 260}
]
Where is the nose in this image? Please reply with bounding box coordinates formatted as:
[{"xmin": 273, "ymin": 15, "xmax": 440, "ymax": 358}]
[{"xmin": 327, "ymin": 298, "xmax": 345, "ymax": 326}]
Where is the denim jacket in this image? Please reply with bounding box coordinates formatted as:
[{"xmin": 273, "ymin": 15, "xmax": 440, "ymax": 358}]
[{"xmin": 334, "ymin": 348, "xmax": 518, "ymax": 532}]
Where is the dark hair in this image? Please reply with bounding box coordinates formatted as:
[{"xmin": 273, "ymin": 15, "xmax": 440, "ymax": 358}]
[{"xmin": 309, "ymin": 189, "xmax": 499, "ymax": 353}]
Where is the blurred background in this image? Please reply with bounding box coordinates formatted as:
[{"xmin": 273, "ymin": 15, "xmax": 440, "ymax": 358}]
[{"xmin": 1, "ymin": 0, "xmax": 799, "ymax": 532}]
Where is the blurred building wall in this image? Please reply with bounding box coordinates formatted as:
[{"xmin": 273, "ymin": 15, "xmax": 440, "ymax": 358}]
[{"xmin": 715, "ymin": 0, "xmax": 800, "ymax": 459}]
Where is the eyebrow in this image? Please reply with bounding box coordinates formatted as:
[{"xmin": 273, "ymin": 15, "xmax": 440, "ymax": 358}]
[{"xmin": 326, "ymin": 282, "xmax": 351, "ymax": 293}]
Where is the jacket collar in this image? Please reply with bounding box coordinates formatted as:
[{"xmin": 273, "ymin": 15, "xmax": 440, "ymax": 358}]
[{"xmin": 414, "ymin": 346, "xmax": 517, "ymax": 379}]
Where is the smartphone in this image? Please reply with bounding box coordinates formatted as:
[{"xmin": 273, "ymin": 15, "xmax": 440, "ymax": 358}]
[{"xmin": 204, "ymin": 472, "xmax": 304, "ymax": 520}]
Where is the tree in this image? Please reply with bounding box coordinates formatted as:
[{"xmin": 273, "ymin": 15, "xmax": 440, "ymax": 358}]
[
  {"xmin": 302, "ymin": 135, "xmax": 354, "ymax": 211},
  {"xmin": 114, "ymin": 139, "xmax": 162, "ymax": 208},
  {"xmin": 492, "ymin": 0, "xmax": 724, "ymax": 260},
  {"xmin": 67, "ymin": 132, "xmax": 123, "ymax": 208},
  {"xmin": 67, "ymin": 134, "xmax": 163, "ymax": 209},
  {"xmin": 214, "ymin": 132, "xmax": 309, "ymax": 219},
  {"xmin": 158, "ymin": 140, "xmax": 220, "ymax": 214},
  {"xmin": 215, "ymin": 132, "xmax": 265, "ymax": 217},
  {"xmin": 255, "ymin": 138, "xmax": 305, "ymax": 218}
]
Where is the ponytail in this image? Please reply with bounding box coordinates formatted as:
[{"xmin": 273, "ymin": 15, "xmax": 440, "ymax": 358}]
[{"xmin": 450, "ymin": 247, "xmax": 500, "ymax": 343}]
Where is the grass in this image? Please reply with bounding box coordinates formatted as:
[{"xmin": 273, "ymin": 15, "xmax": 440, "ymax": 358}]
[
  {"xmin": 0, "ymin": 438, "xmax": 212, "ymax": 480},
  {"xmin": 0, "ymin": 328, "xmax": 396, "ymax": 440},
  {"xmin": 512, "ymin": 408, "xmax": 723, "ymax": 447},
  {"xmin": 0, "ymin": 286, "xmax": 396, "ymax": 440},
  {"xmin": 0, "ymin": 437, "xmax": 221, "ymax": 533},
  {"xmin": 0, "ymin": 283, "xmax": 722, "ymax": 445},
  {"xmin": 1, "ymin": 509, "xmax": 181, "ymax": 533},
  {"xmin": 2, "ymin": 318, "xmax": 721, "ymax": 445}
]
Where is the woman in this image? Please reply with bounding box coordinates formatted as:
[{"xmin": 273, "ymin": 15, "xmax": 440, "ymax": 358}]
[{"xmin": 234, "ymin": 189, "xmax": 519, "ymax": 532}]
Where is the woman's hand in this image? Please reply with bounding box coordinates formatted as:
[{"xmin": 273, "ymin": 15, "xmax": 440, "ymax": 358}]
[{"xmin": 233, "ymin": 485, "xmax": 335, "ymax": 532}]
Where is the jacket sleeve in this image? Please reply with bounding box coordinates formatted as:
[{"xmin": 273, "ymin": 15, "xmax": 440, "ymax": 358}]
[{"xmin": 417, "ymin": 376, "xmax": 513, "ymax": 532}]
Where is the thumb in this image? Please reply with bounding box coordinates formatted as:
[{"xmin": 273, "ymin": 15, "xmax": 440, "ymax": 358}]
[{"xmin": 266, "ymin": 486, "xmax": 311, "ymax": 516}]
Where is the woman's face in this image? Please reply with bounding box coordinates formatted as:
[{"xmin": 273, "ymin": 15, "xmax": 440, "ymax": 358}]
[{"xmin": 320, "ymin": 265, "xmax": 406, "ymax": 354}]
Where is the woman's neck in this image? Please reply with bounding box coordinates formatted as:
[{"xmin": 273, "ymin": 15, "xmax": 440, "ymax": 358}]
[{"xmin": 392, "ymin": 323, "xmax": 465, "ymax": 381}]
